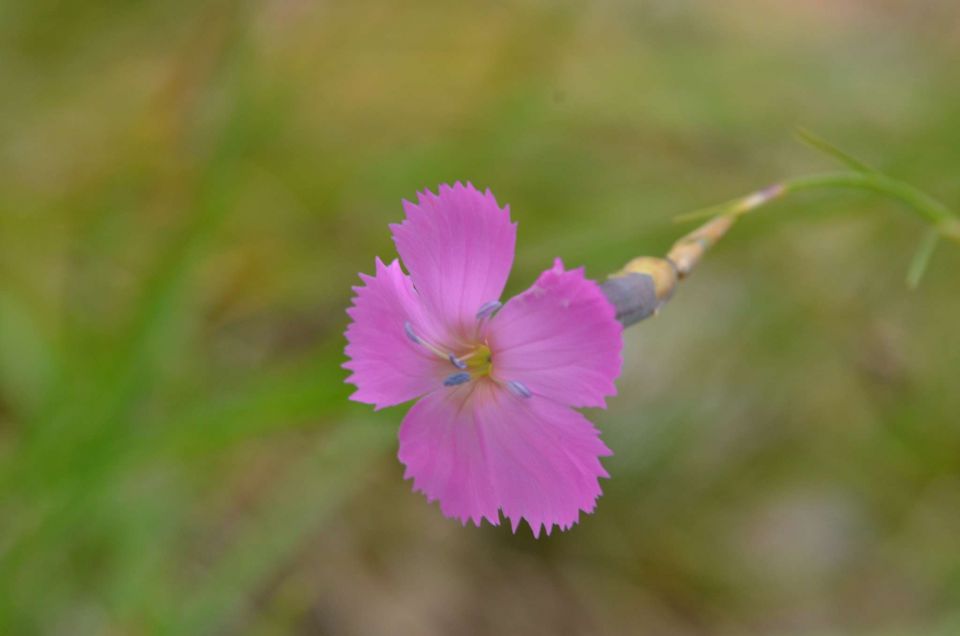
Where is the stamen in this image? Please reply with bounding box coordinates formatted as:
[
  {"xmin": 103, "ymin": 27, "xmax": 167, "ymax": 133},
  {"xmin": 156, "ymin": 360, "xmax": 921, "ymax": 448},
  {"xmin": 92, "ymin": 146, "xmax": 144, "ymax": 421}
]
[
  {"xmin": 403, "ymin": 321, "xmax": 421, "ymax": 344},
  {"xmin": 476, "ymin": 300, "xmax": 502, "ymax": 320},
  {"xmin": 404, "ymin": 321, "xmax": 453, "ymax": 360},
  {"xmin": 443, "ymin": 372, "xmax": 471, "ymax": 387},
  {"xmin": 448, "ymin": 353, "xmax": 467, "ymax": 369},
  {"xmin": 506, "ymin": 380, "xmax": 532, "ymax": 398}
]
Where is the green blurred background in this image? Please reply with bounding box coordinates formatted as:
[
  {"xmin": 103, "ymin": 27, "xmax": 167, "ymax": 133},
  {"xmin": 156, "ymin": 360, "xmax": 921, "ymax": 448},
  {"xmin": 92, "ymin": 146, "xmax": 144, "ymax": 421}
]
[{"xmin": 2, "ymin": 0, "xmax": 960, "ymax": 634}]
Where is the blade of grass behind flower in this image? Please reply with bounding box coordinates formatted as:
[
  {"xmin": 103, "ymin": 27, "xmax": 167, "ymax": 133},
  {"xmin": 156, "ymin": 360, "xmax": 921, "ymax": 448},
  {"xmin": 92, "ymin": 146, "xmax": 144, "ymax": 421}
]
[
  {"xmin": 159, "ymin": 418, "xmax": 394, "ymax": 636},
  {"xmin": 906, "ymin": 228, "xmax": 939, "ymax": 289},
  {"xmin": 0, "ymin": 7, "xmax": 255, "ymax": 625},
  {"xmin": 794, "ymin": 127, "xmax": 877, "ymax": 173}
]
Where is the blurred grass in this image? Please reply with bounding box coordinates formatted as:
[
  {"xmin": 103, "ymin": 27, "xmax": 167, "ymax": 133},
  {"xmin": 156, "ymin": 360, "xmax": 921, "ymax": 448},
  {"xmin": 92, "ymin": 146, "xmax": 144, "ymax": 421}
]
[{"xmin": 1, "ymin": 0, "xmax": 960, "ymax": 634}]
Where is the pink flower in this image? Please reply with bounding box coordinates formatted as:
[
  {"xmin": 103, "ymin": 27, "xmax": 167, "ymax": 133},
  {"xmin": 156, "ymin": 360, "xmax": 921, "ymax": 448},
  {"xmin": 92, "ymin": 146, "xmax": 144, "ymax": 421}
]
[{"xmin": 344, "ymin": 183, "xmax": 623, "ymax": 537}]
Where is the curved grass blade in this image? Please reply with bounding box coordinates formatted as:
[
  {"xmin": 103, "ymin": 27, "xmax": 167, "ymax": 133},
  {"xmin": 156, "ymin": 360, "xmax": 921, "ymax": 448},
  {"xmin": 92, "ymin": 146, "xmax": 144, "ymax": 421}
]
[
  {"xmin": 906, "ymin": 228, "xmax": 939, "ymax": 289},
  {"xmin": 794, "ymin": 127, "xmax": 877, "ymax": 174}
]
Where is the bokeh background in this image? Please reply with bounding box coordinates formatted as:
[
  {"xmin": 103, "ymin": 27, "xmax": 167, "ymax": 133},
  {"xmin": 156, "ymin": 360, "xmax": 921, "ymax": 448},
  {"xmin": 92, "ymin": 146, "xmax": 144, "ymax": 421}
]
[{"xmin": 2, "ymin": 0, "xmax": 960, "ymax": 634}]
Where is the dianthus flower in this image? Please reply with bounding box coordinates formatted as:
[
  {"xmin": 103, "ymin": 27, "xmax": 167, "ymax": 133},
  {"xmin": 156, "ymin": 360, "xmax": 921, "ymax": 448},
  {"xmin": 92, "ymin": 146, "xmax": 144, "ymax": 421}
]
[{"xmin": 344, "ymin": 183, "xmax": 622, "ymax": 536}]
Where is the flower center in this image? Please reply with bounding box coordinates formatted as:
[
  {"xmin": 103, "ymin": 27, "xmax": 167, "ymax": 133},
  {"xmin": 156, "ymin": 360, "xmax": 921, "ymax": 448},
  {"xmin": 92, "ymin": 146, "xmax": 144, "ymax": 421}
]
[
  {"xmin": 443, "ymin": 343, "xmax": 492, "ymax": 387},
  {"xmin": 405, "ymin": 306, "xmax": 531, "ymax": 398},
  {"xmin": 459, "ymin": 343, "xmax": 493, "ymax": 376}
]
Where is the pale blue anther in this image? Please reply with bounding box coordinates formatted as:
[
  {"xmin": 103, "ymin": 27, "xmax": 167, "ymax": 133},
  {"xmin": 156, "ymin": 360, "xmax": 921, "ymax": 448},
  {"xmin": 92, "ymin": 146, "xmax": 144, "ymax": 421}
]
[
  {"xmin": 403, "ymin": 321, "xmax": 421, "ymax": 344},
  {"xmin": 506, "ymin": 380, "xmax": 532, "ymax": 398},
  {"xmin": 475, "ymin": 300, "xmax": 502, "ymax": 320},
  {"xmin": 443, "ymin": 372, "xmax": 471, "ymax": 387},
  {"xmin": 448, "ymin": 353, "xmax": 467, "ymax": 369}
]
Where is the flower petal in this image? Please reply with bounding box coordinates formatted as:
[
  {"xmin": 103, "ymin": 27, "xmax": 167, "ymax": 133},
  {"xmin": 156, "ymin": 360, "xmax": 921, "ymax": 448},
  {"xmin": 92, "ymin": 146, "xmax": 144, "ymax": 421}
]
[
  {"xmin": 344, "ymin": 258, "xmax": 447, "ymax": 409},
  {"xmin": 398, "ymin": 381, "xmax": 612, "ymax": 537},
  {"xmin": 391, "ymin": 182, "xmax": 516, "ymax": 341},
  {"xmin": 488, "ymin": 259, "xmax": 623, "ymax": 408}
]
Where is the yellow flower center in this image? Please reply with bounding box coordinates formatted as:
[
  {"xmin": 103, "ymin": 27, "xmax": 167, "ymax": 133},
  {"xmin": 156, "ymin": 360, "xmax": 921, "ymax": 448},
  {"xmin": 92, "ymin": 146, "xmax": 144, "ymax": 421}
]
[{"xmin": 461, "ymin": 343, "xmax": 493, "ymax": 377}]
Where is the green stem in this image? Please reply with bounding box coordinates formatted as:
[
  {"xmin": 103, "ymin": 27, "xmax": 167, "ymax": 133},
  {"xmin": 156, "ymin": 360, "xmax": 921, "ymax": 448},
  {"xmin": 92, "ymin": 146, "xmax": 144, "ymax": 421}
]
[
  {"xmin": 780, "ymin": 172, "xmax": 960, "ymax": 241},
  {"xmin": 676, "ymin": 171, "xmax": 960, "ymax": 245}
]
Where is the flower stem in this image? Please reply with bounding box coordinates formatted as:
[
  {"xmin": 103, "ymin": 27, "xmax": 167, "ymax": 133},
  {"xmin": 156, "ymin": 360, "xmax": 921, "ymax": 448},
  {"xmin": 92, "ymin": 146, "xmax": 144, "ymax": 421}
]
[
  {"xmin": 604, "ymin": 169, "xmax": 960, "ymax": 327},
  {"xmin": 778, "ymin": 172, "xmax": 960, "ymax": 242},
  {"xmin": 676, "ymin": 171, "xmax": 960, "ymax": 244}
]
